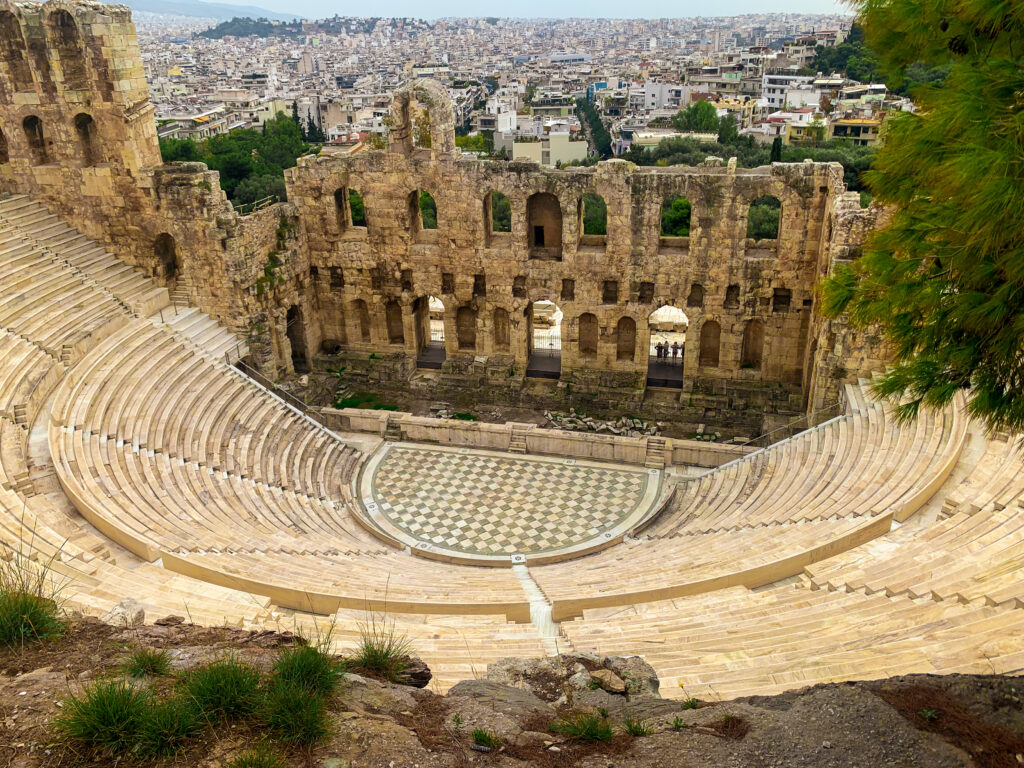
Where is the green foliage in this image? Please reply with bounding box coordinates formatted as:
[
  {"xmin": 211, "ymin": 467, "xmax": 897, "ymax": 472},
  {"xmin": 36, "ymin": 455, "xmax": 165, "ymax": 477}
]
[
  {"xmin": 550, "ymin": 712, "xmax": 613, "ymax": 741},
  {"xmin": 452, "ymin": 411, "xmax": 478, "ymax": 421},
  {"xmin": 661, "ymin": 196, "xmax": 691, "ymax": 237},
  {"xmin": 259, "ymin": 678, "xmax": 329, "ymax": 745},
  {"xmin": 336, "ymin": 391, "xmax": 378, "ymax": 409},
  {"xmin": 680, "ymin": 697, "xmax": 701, "ymax": 710},
  {"xmin": 582, "ymin": 192, "xmax": 607, "ymax": 235},
  {"xmin": 669, "ymin": 716, "xmax": 689, "ymax": 729},
  {"xmin": 456, "ymin": 131, "xmax": 494, "ymax": 155},
  {"xmin": 136, "ymin": 695, "xmax": 201, "ymax": 758},
  {"xmin": 228, "ymin": 745, "xmax": 287, "ymax": 768},
  {"xmin": 157, "ymin": 113, "xmax": 311, "ymax": 204},
  {"xmin": 122, "ymin": 647, "xmax": 172, "ymax": 678},
  {"xmin": 471, "ymin": 728, "xmax": 502, "ymax": 748},
  {"xmin": 491, "ymin": 191, "xmax": 511, "ymax": 232},
  {"xmin": 255, "ymin": 252, "xmax": 284, "ymax": 297},
  {"xmin": 575, "ymin": 98, "xmax": 611, "ymax": 158},
  {"xmin": 199, "ymin": 17, "xmax": 303, "ymax": 39},
  {"xmin": 0, "ymin": 552, "xmax": 65, "ymax": 649},
  {"xmin": 419, "ymin": 190, "xmax": 438, "ymax": 229},
  {"xmin": 623, "ymin": 716, "xmax": 651, "ymax": 736},
  {"xmin": 182, "ymin": 657, "xmax": 262, "ymax": 722},
  {"xmin": 271, "ymin": 643, "xmax": 346, "ymax": 696},
  {"xmin": 819, "ymin": 0, "xmax": 1024, "ymax": 433},
  {"xmin": 717, "ymin": 114, "xmax": 739, "ymax": 144},
  {"xmin": 918, "ymin": 708, "xmax": 940, "ymax": 722},
  {"xmin": 671, "ymin": 100, "xmax": 719, "ymax": 133},
  {"xmin": 349, "ymin": 189, "xmax": 366, "ymax": 226},
  {"xmin": 770, "ymin": 136, "xmax": 783, "ymax": 163},
  {"xmin": 747, "ymin": 196, "xmax": 781, "ymax": 240},
  {"xmin": 353, "ymin": 617, "xmax": 413, "ymax": 683},
  {"xmin": 55, "ymin": 680, "xmax": 150, "ymax": 757}
]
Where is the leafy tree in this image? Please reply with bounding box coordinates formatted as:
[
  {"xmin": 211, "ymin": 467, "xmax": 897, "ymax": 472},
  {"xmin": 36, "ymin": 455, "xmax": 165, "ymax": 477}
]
[
  {"xmin": 575, "ymin": 98, "xmax": 611, "ymax": 158},
  {"xmin": 158, "ymin": 138, "xmax": 201, "ymax": 162},
  {"xmin": 582, "ymin": 193, "xmax": 607, "ymax": 235},
  {"xmin": 661, "ymin": 196, "xmax": 691, "ymax": 236},
  {"xmin": 413, "ymin": 108, "xmax": 432, "ymax": 148},
  {"xmin": 419, "ymin": 191, "xmax": 437, "ymax": 229},
  {"xmin": 717, "ymin": 114, "xmax": 739, "ymax": 144},
  {"xmin": 291, "ymin": 100, "xmax": 301, "ymax": 131},
  {"xmin": 671, "ymin": 100, "xmax": 719, "ymax": 133},
  {"xmin": 820, "ymin": 0, "xmax": 1024, "ymax": 432},
  {"xmin": 233, "ymin": 174, "xmax": 286, "ymax": 206},
  {"xmin": 348, "ymin": 189, "xmax": 366, "ymax": 226},
  {"xmin": 455, "ymin": 132, "xmax": 493, "ymax": 154},
  {"xmin": 770, "ymin": 136, "xmax": 783, "ymax": 163},
  {"xmin": 747, "ymin": 197, "xmax": 780, "ymax": 240},
  {"xmin": 305, "ymin": 109, "xmax": 325, "ymax": 143},
  {"xmin": 490, "ymin": 191, "xmax": 511, "ymax": 232}
]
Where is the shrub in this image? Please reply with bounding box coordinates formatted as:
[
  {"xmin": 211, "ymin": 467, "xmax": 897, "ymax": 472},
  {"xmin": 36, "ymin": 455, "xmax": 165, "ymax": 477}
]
[
  {"xmin": 549, "ymin": 712, "xmax": 613, "ymax": 741},
  {"xmin": 260, "ymin": 678, "xmax": 329, "ymax": 746},
  {"xmin": 182, "ymin": 657, "xmax": 261, "ymax": 722},
  {"xmin": 681, "ymin": 697, "xmax": 701, "ymax": 710},
  {"xmin": 669, "ymin": 716, "xmax": 688, "ymax": 730},
  {"xmin": 624, "ymin": 716, "xmax": 651, "ymax": 736},
  {"xmin": 452, "ymin": 411, "xmax": 478, "ymax": 421},
  {"xmin": 471, "ymin": 728, "xmax": 502, "ymax": 748},
  {"xmin": 136, "ymin": 695, "xmax": 201, "ymax": 757},
  {"xmin": 55, "ymin": 679, "xmax": 149, "ymax": 756},
  {"xmin": 918, "ymin": 708, "xmax": 940, "ymax": 722},
  {"xmin": 353, "ymin": 617, "xmax": 413, "ymax": 683},
  {"xmin": 0, "ymin": 552, "xmax": 65, "ymax": 648},
  {"xmin": 271, "ymin": 643, "xmax": 345, "ymax": 696},
  {"xmin": 122, "ymin": 647, "xmax": 172, "ymax": 678},
  {"xmin": 228, "ymin": 744, "xmax": 286, "ymax": 768}
]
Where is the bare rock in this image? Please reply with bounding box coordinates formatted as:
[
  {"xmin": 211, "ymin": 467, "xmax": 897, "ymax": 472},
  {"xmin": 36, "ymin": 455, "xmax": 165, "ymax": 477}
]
[
  {"xmin": 590, "ymin": 668, "xmax": 627, "ymax": 694},
  {"xmin": 400, "ymin": 656, "xmax": 432, "ymax": 688},
  {"xmin": 103, "ymin": 598, "xmax": 144, "ymax": 628},
  {"xmin": 606, "ymin": 655, "xmax": 661, "ymax": 697}
]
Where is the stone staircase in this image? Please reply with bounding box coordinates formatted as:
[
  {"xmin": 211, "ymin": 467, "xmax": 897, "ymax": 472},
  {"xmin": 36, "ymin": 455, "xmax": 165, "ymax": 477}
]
[
  {"xmin": 509, "ymin": 423, "xmax": 531, "ymax": 454},
  {"xmin": 645, "ymin": 436, "xmax": 667, "ymax": 469}
]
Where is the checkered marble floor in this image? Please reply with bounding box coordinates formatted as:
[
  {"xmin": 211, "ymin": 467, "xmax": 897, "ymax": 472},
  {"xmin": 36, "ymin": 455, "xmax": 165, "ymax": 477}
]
[{"xmin": 371, "ymin": 446, "xmax": 650, "ymax": 555}]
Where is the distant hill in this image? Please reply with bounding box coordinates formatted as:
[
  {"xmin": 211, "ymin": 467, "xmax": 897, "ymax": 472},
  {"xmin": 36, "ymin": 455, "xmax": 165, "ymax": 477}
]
[
  {"xmin": 198, "ymin": 16, "xmax": 425, "ymax": 39},
  {"xmin": 118, "ymin": 0, "xmax": 296, "ymax": 22}
]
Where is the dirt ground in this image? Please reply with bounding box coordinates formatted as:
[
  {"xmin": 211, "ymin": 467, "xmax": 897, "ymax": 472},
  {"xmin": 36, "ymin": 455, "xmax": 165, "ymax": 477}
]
[{"xmin": 1, "ymin": 617, "xmax": 1022, "ymax": 768}]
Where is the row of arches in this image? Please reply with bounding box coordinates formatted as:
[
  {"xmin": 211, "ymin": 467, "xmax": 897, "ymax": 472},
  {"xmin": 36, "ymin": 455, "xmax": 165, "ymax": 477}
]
[
  {"xmin": 0, "ymin": 9, "xmax": 104, "ymax": 95},
  {"xmin": 0, "ymin": 112, "xmax": 100, "ymax": 167},
  {"xmin": 331, "ymin": 186, "xmax": 782, "ymax": 247}
]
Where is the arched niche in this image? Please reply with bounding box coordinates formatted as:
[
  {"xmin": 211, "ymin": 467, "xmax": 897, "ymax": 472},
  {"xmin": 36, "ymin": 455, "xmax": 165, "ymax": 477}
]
[
  {"xmin": 527, "ymin": 192, "xmax": 562, "ymax": 260},
  {"xmin": 152, "ymin": 233, "xmax": 177, "ymax": 280},
  {"xmin": 47, "ymin": 10, "xmax": 88, "ymax": 91},
  {"xmin": 285, "ymin": 305, "xmax": 309, "ymax": 373},
  {"xmin": 741, "ymin": 319, "xmax": 765, "ymax": 370},
  {"xmin": 74, "ymin": 113, "xmax": 99, "ymax": 166},
  {"xmin": 578, "ymin": 313, "xmax": 598, "ymax": 357},
  {"xmin": 350, "ymin": 299, "xmax": 371, "ymax": 343},
  {"xmin": 22, "ymin": 115, "xmax": 47, "ymax": 165},
  {"xmin": 385, "ymin": 300, "xmax": 404, "ymax": 344},
  {"xmin": 456, "ymin": 305, "xmax": 477, "ymax": 351},
  {"xmin": 0, "ymin": 11, "xmax": 33, "ymax": 92},
  {"xmin": 686, "ymin": 283, "xmax": 704, "ymax": 309},
  {"xmin": 386, "ymin": 79, "xmax": 457, "ymax": 156},
  {"xmin": 616, "ymin": 316, "xmax": 636, "ymax": 361},
  {"xmin": 699, "ymin": 320, "xmax": 721, "ymax": 367},
  {"xmin": 493, "ymin": 308, "xmax": 510, "ymax": 352}
]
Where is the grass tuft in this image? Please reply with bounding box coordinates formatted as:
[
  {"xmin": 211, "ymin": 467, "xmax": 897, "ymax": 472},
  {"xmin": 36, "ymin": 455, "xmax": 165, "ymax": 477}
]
[
  {"xmin": 136, "ymin": 695, "xmax": 200, "ymax": 757},
  {"xmin": 259, "ymin": 678, "xmax": 329, "ymax": 746},
  {"xmin": 228, "ymin": 744, "xmax": 286, "ymax": 768},
  {"xmin": 0, "ymin": 542, "xmax": 66, "ymax": 648},
  {"xmin": 55, "ymin": 679, "xmax": 149, "ymax": 756},
  {"xmin": 353, "ymin": 616, "xmax": 413, "ymax": 683},
  {"xmin": 549, "ymin": 712, "xmax": 613, "ymax": 742},
  {"xmin": 471, "ymin": 728, "xmax": 502, "ymax": 748},
  {"xmin": 272, "ymin": 642, "xmax": 346, "ymax": 696},
  {"xmin": 122, "ymin": 647, "xmax": 172, "ymax": 678},
  {"xmin": 181, "ymin": 656, "xmax": 261, "ymax": 722},
  {"xmin": 624, "ymin": 715, "xmax": 651, "ymax": 736}
]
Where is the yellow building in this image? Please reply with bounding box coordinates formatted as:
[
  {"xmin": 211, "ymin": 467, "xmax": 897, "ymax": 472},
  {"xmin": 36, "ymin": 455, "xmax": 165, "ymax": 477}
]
[{"xmin": 829, "ymin": 117, "xmax": 884, "ymax": 147}]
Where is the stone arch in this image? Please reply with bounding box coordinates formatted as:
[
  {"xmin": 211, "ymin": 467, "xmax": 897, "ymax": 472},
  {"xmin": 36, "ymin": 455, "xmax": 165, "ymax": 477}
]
[
  {"xmin": 350, "ymin": 299, "xmax": 371, "ymax": 343},
  {"xmin": 578, "ymin": 313, "xmax": 598, "ymax": 357},
  {"xmin": 387, "ymin": 79, "xmax": 456, "ymax": 157},
  {"xmin": 747, "ymin": 194, "xmax": 781, "ymax": 240},
  {"xmin": 527, "ymin": 192, "xmax": 562, "ymax": 258},
  {"xmin": 580, "ymin": 192, "xmax": 607, "ymax": 237},
  {"xmin": 493, "ymin": 307, "xmax": 510, "ymax": 351},
  {"xmin": 385, "ymin": 300, "xmax": 404, "ymax": 344},
  {"xmin": 22, "ymin": 115, "xmax": 47, "ymax": 165},
  {"xmin": 724, "ymin": 284, "xmax": 740, "ymax": 309},
  {"xmin": 456, "ymin": 305, "xmax": 477, "ymax": 351},
  {"xmin": 661, "ymin": 195, "xmax": 691, "ymax": 237},
  {"xmin": 285, "ymin": 305, "xmax": 309, "ymax": 373},
  {"xmin": 488, "ymin": 190, "xmax": 511, "ymax": 235},
  {"xmin": 616, "ymin": 316, "xmax": 636, "ymax": 361},
  {"xmin": 699, "ymin": 320, "xmax": 721, "ymax": 367},
  {"xmin": 0, "ymin": 11, "xmax": 33, "ymax": 92},
  {"xmin": 0, "ymin": 127, "xmax": 8, "ymax": 164},
  {"xmin": 73, "ymin": 113, "xmax": 99, "ymax": 166},
  {"xmin": 152, "ymin": 233, "xmax": 177, "ymax": 280},
  {"xmin": 47, "ymin": 10, "xmax": 88, "ymax": 91},
  {"xmin": 648, "ymin": 304, "xmax": 688, "ymax": 355},
  {"xmin": 741, "ymin": 319, "xmax": 765, "ymax": 369},
  {"xmin": 686, "ymin": 283, "xmax": 704, "ymax": 309}
]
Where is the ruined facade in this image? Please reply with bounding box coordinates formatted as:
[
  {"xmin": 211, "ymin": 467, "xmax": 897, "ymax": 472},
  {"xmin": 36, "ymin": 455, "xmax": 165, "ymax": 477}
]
[{"xmin": 0, "ymin": 1, "xmax": 886, "ymax": 429}]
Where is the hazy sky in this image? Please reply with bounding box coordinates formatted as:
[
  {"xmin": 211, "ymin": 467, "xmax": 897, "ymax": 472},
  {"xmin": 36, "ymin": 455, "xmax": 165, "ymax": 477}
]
[{"xmin": 216, "ymin": 0, "xmax": 850, "ymax": 21}]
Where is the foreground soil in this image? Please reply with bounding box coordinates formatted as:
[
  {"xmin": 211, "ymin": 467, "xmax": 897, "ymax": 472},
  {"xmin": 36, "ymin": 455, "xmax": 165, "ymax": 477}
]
[{"xmin": 1, "ymin": 617, "xmax": 1022, "ymax": 768}]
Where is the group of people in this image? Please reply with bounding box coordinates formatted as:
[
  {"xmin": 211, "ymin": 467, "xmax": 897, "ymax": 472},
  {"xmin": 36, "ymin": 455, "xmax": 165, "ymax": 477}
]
[{"xmin": 654, "ymin": 340, "xmax": 682, "ymax": 361}]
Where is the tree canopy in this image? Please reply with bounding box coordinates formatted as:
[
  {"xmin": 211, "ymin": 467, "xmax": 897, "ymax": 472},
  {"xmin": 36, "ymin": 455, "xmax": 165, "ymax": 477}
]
[
  {"xmin": 671, "ymin": 100, "xmax": 719, "ymax": 134},
  {"xmin": 820, "ymin": 0, "xmax": 1024, "ymax": 432}
]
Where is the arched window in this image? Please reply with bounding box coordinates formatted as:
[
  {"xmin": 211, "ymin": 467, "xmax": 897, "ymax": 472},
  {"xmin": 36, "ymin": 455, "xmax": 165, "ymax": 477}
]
[
  {"xmin": 48, "ymin": 10, "xmax": 88, "ymax": 91},
  {"xmin": 419, "ymin": 190, "xmax": 437, "ymax": 229},
  {"xmin": 74, "ymin": 113, "xmax": 99, "ymax": 166},
  {"xmin": 724, "ymin": 284, "xmax": 740, "ymax": 309},
  {"xmin": 616, "ymin": 316, "xmax": 636, "ymax": 361},
  {"xmin": 0, "ymin": 12, "xmax": 33, "ymax": 92},
  {"xmin": 351, "ymin": 299, "xmax": 371, "ymax": 342},
  {"xmin": 0, "ymin": 127, "xmax": 8, "ymax": 165},
  {"xmin": 686, "ymin": 283, "xmax": 704, "ymax": 309},
  {"xmin": 22, "ymin": 115, "xmax": 47, "ymax": 165},
  {"xmin": 699, "ymin": 320, "xmax": 721, "ymax": 367},
  {"xmin": 747, "ymin": 195, "xmax": 781, "ymax": 240},
  {"xmin": 286, "ymin": 305, "xmax": 308, "ymax": 373},
  {"xmin": 489, "ymin": 190, "xmax": 510, "ymax": 233},
  {"xmin": 527, "ymin": 192, "xmax": 562, "ymax": 259},
  {"xmin": 493, "ymin": 308, "xmax": 510, "ymax": 351},
  {"xmin": 741, "ymin": 319, "xmax": 764, "ymax": 370},
  {"xmin": 578, "ymin": 313, "xmax": 598, "ymax": 356},
  {"xmin": 661, "ymin": 195, "xmax": 691, "ymax": 237},
  {"xmin": 349, "ymin": 189, "xmax": 366, "ymax": 226},
  {"xmin": 153, "ymin": 233, "xmax": 177, "ymax": 280},
  {"xmin": 581, "ymin": 192, "xmax": 606, "ymax": 235},
  {"xmin": 386, "ymin": 300, "xmax": 404, "ymax": 344},
  {"xmin": 456, "ymin": 306, "xmax": 477, "ymax": 350}
]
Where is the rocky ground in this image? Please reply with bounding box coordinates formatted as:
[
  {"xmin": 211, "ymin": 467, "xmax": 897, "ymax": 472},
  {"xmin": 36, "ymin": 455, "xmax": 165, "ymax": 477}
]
[{"xmin": 2, "ymin": 617, "xmax": 1022, "ymax": 767}]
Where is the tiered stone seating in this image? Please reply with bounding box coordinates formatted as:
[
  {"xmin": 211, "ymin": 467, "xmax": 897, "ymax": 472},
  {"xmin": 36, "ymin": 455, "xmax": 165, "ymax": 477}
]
[
  {"xmin": 530, "ymin": 386, "xmax": 967, "ymax": 620},
  {"xmin": 0, "ymin": 330, "xmax": 61, "ymax": 427},
  {"xmin": 562, "ymin": 579, "xmax": 1024, "ymax": 699}
]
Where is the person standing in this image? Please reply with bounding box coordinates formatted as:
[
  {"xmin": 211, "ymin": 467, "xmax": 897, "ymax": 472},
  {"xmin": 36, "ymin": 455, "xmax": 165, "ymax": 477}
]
[{"xmin": 671, "ymin": 341, "xmax": 680, "ymax": 361}]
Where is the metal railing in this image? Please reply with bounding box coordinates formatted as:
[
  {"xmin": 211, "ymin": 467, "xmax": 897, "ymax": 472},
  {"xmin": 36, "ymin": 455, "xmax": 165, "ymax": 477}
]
[
  {"xmin": 232, "ymin": 195, "xmax": 280, "ymax": 216},
  {"xmin": 234, "ymin": 359, "xmax": 318, "ymax": 420},
  {"xmin": 736, "ymin": 399, "xmax": 847, "ymax": 449}
]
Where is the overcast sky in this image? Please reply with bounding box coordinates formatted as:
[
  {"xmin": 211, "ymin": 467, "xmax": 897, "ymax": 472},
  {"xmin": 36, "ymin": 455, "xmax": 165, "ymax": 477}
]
[{"xmin": 218, "ymin": 0, "xmax": 851, "ymax": 21}]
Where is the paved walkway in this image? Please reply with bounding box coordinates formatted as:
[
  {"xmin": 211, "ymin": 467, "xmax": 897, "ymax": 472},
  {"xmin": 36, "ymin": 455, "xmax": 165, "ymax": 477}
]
[{"xmin": 362, "ymin": 444, "xmax": 660, "ymax": 558}]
